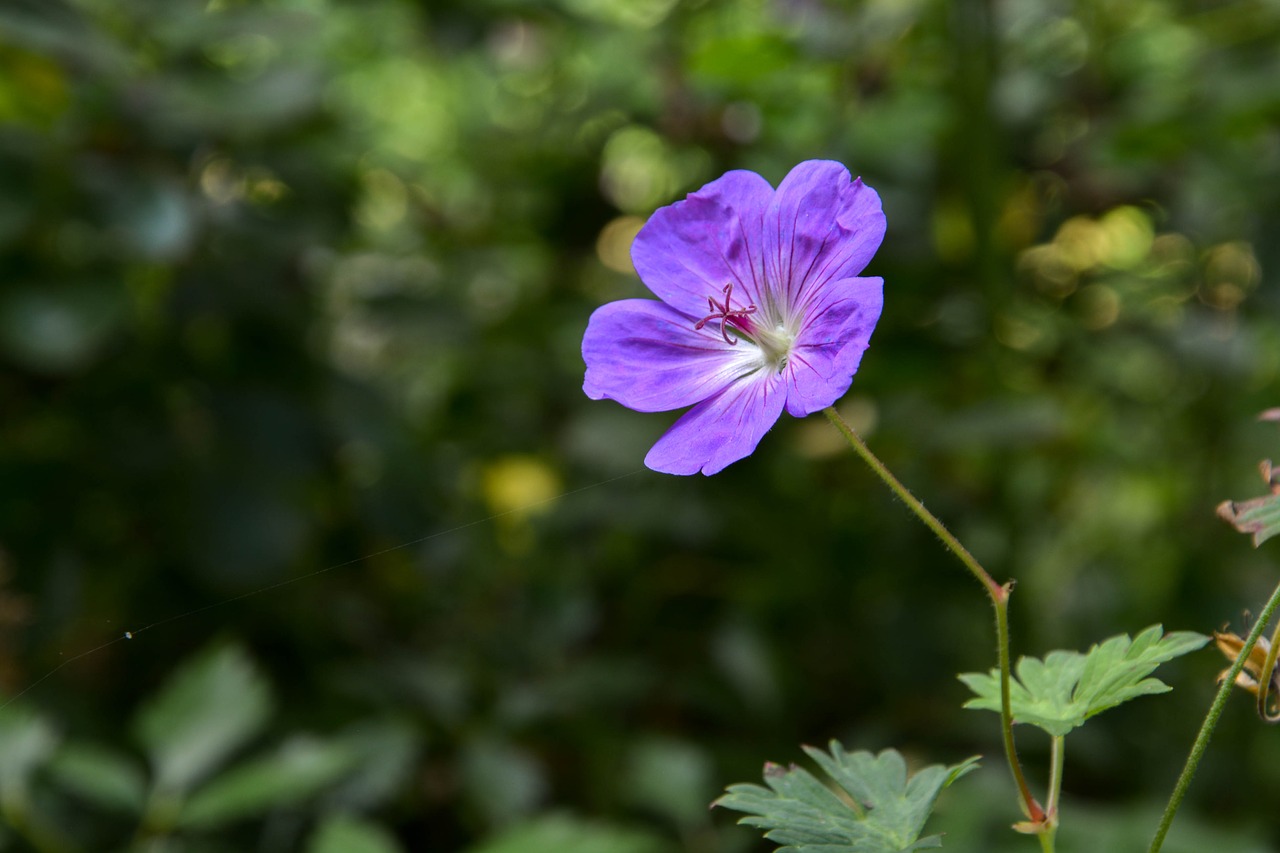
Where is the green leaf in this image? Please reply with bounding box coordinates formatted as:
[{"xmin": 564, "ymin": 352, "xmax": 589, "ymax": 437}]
[
  {"xmin": 308, "ymin": 815, "xmax": 404, "ymax": 853},
  {"xmin": 0, "ymin": 283, "xmax": 128, "ymax": 374},
  {"xmin": 134, "ymin": 642, "xmax": 273, "ymax": 796},
  {"xmin": 323, "ymin": 719, "xmax": 421, "ymax": 810},
  {"xmin": 714, "ymin": 742, "xmax": 979, "ymax": 853},
  {"xmin": 959, "ymin": 625, "xmax": 1209, "ymax": 737},
  {"xmin": 624, "ymin": 737, "xmax": 714, "ymax": 828},
  {"xmin": 0, "ymin": 707, "xmax": 70, "ymax": 851},
  {"xmin": 0, "ymin": 706, "xmax": 58, "ymax": 807},
  {"xmin": 178, "ymin": 736, "xmax": 359, "ymax": 828},
  {"xmin": 46, "ymin": 742, "xmax": 147, "ymax": 814}
]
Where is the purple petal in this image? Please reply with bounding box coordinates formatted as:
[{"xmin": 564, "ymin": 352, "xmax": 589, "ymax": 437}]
[
  {"xmin": 763, "ymin": 161, "xmax": 886, "ymax": 311},
  {"xmin": 630, "ymin": 170, "xmax": 773, "ymax": 319},
  {"xmin": 644, "ymin": 372, "xmax": 787, "ymax": 475},
  {"xmin": 583, "ymin": 299, "xmax": 762, "ymax": 413},
  {"xmin": 783, "ymin": 277, "xmax": 883, "ymax": 417}
]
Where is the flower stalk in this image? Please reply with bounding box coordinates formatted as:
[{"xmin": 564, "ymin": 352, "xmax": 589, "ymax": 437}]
[
  {"xmin": 823, "ymin": 407, "xmax": 1046, "ymax": 828},
  {"xmin": 1148, "ymin": 575, "xmax": 1280, "ymax": 852},
  {"xmin": 1038, "ymin": 735, "xmax": 1064, "ymax": 853}
]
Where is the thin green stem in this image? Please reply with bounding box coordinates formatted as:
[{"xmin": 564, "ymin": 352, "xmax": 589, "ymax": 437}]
[
  {"xmin": 824, "ymin": 407, "xmax": 1045, "ymax": 825},
  {"xmin": 1045, "ymin": 735, "xmax": 1064, "ymax": 819},
  {"xmin": 1149, "ymin": 576, "xmax": 1280, "ymax": 852},
  {"xmin": 1037, "ymin": 735, "xmax": 1064, "ymax": 853},
  {"xmin": 991, "ymin": 585, "xmax": 1040, "ymax": 821},
  {"xmin": 822, "ymin": 408, "xmax": 999, "ymax": 596}
]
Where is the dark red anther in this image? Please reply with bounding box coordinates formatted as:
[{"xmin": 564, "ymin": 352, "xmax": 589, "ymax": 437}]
[{"xmin": 693, "ymin": 282, "xmax": 757, "ymax": 344}]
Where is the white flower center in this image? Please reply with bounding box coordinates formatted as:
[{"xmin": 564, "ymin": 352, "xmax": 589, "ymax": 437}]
[{"xmin": 752, "ymin": 321, "xmax": 796, "ymax": 373}]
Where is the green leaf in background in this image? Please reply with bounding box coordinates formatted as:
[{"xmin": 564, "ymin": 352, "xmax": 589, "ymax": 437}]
[
  {"xmin": 177, "ymin": 735, "xmax": 359, "ymax": 828},
  {"xmin": 460, "ymin": 736, "xmax": 548, "ymax": 827},
  {"xmin": 0, "ymin": 706, "xmax": 58, "ymax": 808},
  {"xmin": 0, "ymin": 283, "xmax": 127, "ymax": 374},
  {"xmin": 308, "ymin": 814, "xmax": 404, "ymax": 853},
  {"xmin": 624, "ymin": 736, "xmax": 714, "ymax": 829},
  {"xmin": 46, "ymin": 742, "xmax": 148, "ymax": 815},
  {"xmin": 959, "ymin": 626, "xmax": 1208, "ymax": 737},
  {"xmin": 321, "ymin": 719, "xmax": 421, "ymax": 811},
  {"xmin": 714, "ymin": 742, "xmax": 979, "ymax": 853},
  {"xmin": 463, "ymin": 814, "xmax": 671, "ymax": 853},
  {"xmin": 133, "ymin": 642, "xmax": 272, "ymax": 796},
  {"xmin": 0, "ymin": 706, "xmax": 66, "ymax": 850}
]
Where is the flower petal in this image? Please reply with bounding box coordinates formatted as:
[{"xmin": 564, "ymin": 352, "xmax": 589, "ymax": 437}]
[
  {"xmin": 783, "ymin": 277, "xmax": 883, "ymax": 417},
  {"xmin": 630, "ymin": 170, "xmax": 774, "ymax": 319},
  {"xmin": 582, "ymin": 299, "xmax": 761, "ymax": 413},
  {"xmin": 644, "ymin": 373, "xmax": 787, "ymax": 475},
  {"xmin": 763, "ymin": 161, "xmax": 886, "ymax": 313}
]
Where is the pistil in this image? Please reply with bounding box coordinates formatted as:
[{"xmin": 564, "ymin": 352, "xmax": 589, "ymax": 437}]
[{"xmin": 694, "ymin": 282, "xmax": 757, "ymax": 345}]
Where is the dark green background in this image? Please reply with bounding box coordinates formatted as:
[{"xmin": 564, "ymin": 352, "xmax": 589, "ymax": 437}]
[{"xmin": 3, "ymin": 0, "xmax": 1280, "ymax": 850}]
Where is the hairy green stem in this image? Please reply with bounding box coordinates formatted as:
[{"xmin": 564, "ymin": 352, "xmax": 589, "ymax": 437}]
[
  {"xmin": 1149, "ymin": 576, "xmax": 1280, "ymax": 852},
  {"xmin": 823, "ymin": 407, "xmax": 1045, "ymax": 825}
]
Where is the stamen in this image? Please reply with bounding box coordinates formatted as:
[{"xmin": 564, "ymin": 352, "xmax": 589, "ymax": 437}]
[{"xmin": 693, "ymin": 283, "xmax": 757, "ymax": 345}]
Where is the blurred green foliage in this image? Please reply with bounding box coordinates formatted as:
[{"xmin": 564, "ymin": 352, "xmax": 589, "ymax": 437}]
[{"xmin": 3, "ymin": 0, "xmax": 1280, "ymax": 849}]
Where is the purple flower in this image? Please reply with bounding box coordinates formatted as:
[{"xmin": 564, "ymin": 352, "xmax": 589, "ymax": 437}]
[{"xmin": 582, "ymin": 160, "xmax": 885, "ymax": 475}]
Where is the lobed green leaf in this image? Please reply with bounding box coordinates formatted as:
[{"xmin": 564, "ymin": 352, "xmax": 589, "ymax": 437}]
[
  {"xmin": 714, "ymin": 741, "xmax": 978, "ymax": 853},
  {"xmin": 959, "ymin": 625, "xmax": 1208, "ymax": 737}
]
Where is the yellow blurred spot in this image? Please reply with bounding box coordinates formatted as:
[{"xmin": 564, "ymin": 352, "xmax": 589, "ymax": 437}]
[
  {"xmin": 1098, "ymin": 206, "xmax": 1154, "ymax": 269},
  {"xmin": 1017, "ymin": 244, "xmax": 1077, "ymax": 298},
  {"xmin": 840, "ymin": 397, "xmax": 879, "ymax": 437},
  {"xmin": 1201, "ymin": 241, "xmax": 1259, "ymax": 311},
  {"xmin": 600, "ymin": 126, "xmax": 708, "ymax": 214},
  {"xmin": 1203, "ymin": 282, "xmax": 1245, "ymax": 311},
  {"xmin": 482, "ymin": 456, "xmax": 561, "ymax": 518},
  {"xmin": 246, "ymin": 171, "xmax": 289, "ymax": 205},
  {"xmin": 1148, "ymin": 233, "xmax": 1195, "ymax": 279},
  {"xmin": 1053, "ymin": 216, "xmax": 1109, "ymax": 271},
  {"xmin": 1076, "ymin": 284, "xmax": 1121, "ymax": 330},
  {"xmin": 794, "ymin": 397, "xmax": 878, "ymax": 458},
  {"xmin": 1048, "ymin": 206, "xmax": 1154, "ymax": 272},
  {"xmin": 199, "ymin": 157, "xmax": 243, "ymax": 204},
  {"xmin": 995, "ymin": 312, "xmax": 1042, "ymax": 351},
  {"xmin": 596, "ymin": 216, "xmax": 644, "ymax": 274}
]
